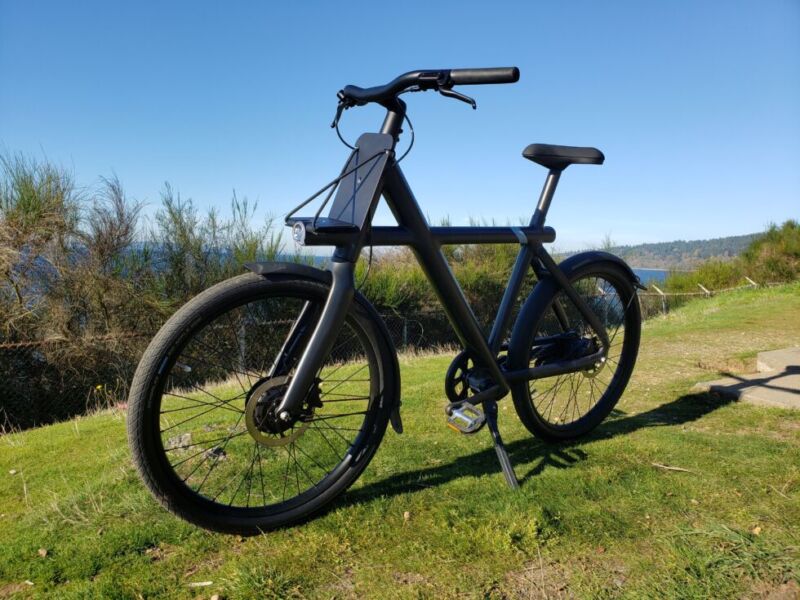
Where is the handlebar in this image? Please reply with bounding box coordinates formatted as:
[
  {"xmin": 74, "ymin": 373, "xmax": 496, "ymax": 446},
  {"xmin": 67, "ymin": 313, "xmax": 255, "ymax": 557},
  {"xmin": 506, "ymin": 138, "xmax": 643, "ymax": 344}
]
[
  {"xmin": 339, "ymin": 67, "xmax": 520, "ymax": 106},
  {"xmin": 450, "ymin": 67, "xmax": 519, "ymax": 85}
]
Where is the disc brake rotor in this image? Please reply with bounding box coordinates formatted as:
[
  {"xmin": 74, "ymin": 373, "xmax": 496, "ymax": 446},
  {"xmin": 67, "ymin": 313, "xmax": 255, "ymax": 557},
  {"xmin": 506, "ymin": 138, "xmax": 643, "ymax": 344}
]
[{"xmin": 245, "ymin": 376, "xmax": 310, "ymax": 447}]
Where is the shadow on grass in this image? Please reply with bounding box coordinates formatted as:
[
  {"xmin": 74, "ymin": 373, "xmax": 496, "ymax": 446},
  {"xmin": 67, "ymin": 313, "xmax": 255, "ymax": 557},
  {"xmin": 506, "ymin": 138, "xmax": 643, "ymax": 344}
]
[{"xmin": 342, "ymin": 391, "xmax": 735, "ymax": 507}]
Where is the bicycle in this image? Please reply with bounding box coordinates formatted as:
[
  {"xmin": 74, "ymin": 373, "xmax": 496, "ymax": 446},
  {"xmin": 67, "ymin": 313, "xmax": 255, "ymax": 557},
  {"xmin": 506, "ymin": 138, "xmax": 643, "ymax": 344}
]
[{"xmin": 127, "ymin": 67, "xmax": 643, "ymax": 534}]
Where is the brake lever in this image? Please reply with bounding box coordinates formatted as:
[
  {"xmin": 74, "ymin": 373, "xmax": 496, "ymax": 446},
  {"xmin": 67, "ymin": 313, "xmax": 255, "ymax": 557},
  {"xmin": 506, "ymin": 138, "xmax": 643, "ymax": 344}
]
[
  {"xmin": 439, "ymin": 87, "xmax": 477, "ymax": 109},
  {"xmin": 331, "ymin": 91, "xmax": 358, "ymax": 128},
  {"xmin": 331, "ymin": 103, "xmax": 345, "ymax": 128}
]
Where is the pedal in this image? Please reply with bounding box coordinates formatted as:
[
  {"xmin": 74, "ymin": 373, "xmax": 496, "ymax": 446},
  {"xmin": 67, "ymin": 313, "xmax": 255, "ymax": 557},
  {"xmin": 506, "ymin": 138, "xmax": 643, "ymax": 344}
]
[{"xmin": 446, "ymin": 401, "xmax": 485, "ymax": 434}]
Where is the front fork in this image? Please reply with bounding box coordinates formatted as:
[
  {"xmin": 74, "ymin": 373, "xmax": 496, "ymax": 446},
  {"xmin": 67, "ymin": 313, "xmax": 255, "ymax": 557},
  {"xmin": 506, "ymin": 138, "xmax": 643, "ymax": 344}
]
[{"xmin": 272, "ymin": 260, "xmax": 356, "ymax": 420}]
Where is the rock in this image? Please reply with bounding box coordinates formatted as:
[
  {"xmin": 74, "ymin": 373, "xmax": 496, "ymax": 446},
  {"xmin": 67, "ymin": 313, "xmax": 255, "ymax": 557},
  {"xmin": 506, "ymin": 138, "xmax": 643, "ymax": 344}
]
[
  {"xmin": 205, "ymin": 447, "xmax": 226, "ymax": 461},
  {"xmin": 166, "ymin": 433, "xmax": 192, "ymax": 450}
]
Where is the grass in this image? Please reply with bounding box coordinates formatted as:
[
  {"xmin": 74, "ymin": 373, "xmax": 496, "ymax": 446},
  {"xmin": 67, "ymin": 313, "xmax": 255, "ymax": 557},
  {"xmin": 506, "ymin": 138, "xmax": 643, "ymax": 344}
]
[{"xmin": 1, "ymin": 283, "xmax": 799, "ymax": 599}]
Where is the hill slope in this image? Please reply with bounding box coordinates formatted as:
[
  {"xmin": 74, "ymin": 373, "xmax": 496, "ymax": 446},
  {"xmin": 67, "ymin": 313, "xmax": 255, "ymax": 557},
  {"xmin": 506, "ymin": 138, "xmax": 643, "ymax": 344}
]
[{"xmin": 603, "ymin": 232, "xmax": 759, "ymax": 269}]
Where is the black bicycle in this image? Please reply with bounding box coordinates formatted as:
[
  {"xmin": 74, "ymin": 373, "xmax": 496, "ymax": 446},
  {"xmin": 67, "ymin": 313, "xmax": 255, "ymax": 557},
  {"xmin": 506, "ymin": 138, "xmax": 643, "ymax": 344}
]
[{"xmin": 127, "ymin": 67, "xmax": 643, "ymax": 534}]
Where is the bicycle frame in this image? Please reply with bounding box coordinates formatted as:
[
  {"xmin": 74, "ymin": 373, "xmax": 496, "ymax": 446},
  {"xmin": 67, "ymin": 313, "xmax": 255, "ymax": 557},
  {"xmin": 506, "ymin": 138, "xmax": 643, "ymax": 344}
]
[{"xmin": 274, "ymin": 100, "xmax": 610, "ymax": 420}]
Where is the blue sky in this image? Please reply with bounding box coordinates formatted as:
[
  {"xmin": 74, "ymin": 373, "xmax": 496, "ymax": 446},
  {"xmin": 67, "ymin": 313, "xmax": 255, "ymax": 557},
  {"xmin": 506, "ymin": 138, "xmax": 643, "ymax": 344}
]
[{"xmin": 1, "ymin": 1, "xmax": 798, "ymax": 250}]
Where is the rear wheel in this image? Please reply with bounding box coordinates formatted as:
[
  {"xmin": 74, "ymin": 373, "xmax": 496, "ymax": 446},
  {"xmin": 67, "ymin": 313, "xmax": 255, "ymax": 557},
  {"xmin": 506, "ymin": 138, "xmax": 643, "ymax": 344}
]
[
  {"xmin": 127, "ymin": 273, "xmax": 396, "ymax": 534},
  {"xmin": 508, "ymin": 261, "xmax": 641, "ymax": 442}
]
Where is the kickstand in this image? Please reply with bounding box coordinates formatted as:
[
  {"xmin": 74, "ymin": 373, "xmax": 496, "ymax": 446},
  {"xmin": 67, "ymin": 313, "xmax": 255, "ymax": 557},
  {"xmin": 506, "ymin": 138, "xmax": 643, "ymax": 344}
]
[{"xmin": 483, "ymin": 400, "xmax": 520, "ymax": 489}]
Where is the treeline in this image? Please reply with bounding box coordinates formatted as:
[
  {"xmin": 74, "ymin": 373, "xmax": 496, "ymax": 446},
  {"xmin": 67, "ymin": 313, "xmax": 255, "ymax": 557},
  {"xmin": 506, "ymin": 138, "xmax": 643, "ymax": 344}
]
[
  {"xmin": 605, "ymin": 233, "xmax": 759, "ymax": 270},
  {"xmin": 0, "ymin": 155, "xmax": 290, "ymax": 343},
  {"xmin": 0, "ymin": 156, "xmax": 525, "ymax": 346},
  {"xmin": 663, "ymin": 220, "xmax": 800, "ymax": 292},
  {"xmin": 2, "ymin": 153, "xmax": 798, "ymax": 344}
]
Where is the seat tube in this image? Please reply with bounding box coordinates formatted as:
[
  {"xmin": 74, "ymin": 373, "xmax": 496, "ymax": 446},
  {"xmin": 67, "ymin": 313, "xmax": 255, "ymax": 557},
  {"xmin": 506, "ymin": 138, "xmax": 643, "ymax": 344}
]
[
  {"xmin": 530, "ymin": 169, "xmax": 561, "ymax": 228},
  {"xmin": 273, "ymin": 259, "xmax": 355, "ymax": 419}
]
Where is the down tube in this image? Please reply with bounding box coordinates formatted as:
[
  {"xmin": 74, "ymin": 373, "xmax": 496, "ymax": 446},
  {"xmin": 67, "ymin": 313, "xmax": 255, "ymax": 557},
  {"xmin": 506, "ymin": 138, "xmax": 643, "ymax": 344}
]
[{"xmin": 381, "ymin": 165, "xmax": 509, "ymax": 393}]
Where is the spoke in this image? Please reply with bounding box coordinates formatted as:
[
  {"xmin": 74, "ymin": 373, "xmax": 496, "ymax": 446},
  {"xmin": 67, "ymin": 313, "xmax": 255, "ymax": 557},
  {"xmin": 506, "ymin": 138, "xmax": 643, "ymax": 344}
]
[
  {"xmin": 589, "ymin": 378, "xmax": 603, "ymax": 408},
  {"xmin": 310, "ymin": 422, "xmax": 345, "ymax": 461},
  {"xmin": 569, "ymin": 374, "xmax": 587, "ymax": 423},
  {"xmin": 188, "ymin": 333, "xmax": 249, "ymax": 378},
  {"xmin": 195, "ymin": 411, "xmax": 246, "ymax": 495},
  {"xmin": 161, "ymin": 392, "xmax": 243, "ymax": 415},
  {"xmin": 319, "ymin": 333, "xmax": 359, "ymax": 379},
  {"xmin": 293, "ymin": 442, "xmax": 329, "ymax": 476},
  {"xmin": 161, "ymin": 395, "xmax": 243, "ymax": 433},
  {"xmin": 320, "ymin": 364, "xmax": 369, "ymax": 396},
  {"xmin": 290, "ymin": 443, "xmax": 301, "ymax": 495},
  {"xmin": 171, "ymin": 431, "xmax": 248, "ymax": 469},
  {"xmin": 608, "ymin": 294, "xmax": 635, "ymax": 346},
  {"xmin": 244, "ymin": 443, "xmax": 259, "ymax": 507},
  {"xmin": 224, "ymin": 310, "xmax": 254, "ymax": 391},
  {"xmin": 558, "ymin": 376, "xmax": 578, "ymax": 423},
  {"xmin": 537, "ymin": 375, "xmax": 566, "ymax": 420},
  {"xmin": 166, "ymin": 431, "xmax": 246, "ymax": 453},
  {"xmin": 257, "ymin": 443, "xmax": 267, "ymax": 502},
  {"xmin": 219, "ymin": 449, "xmax": 254, "ymax": 505},
  {"xmin": 318, "ymin": 418, "xmax": 356, "ymax": 443},
  {"xmin": 179, "ymin": 351, "xmax": 258, "ymax": 386},
  {"xmin": 303, "ymin": 410, "xmax": 369, "ymax": 422},
  {"xmin": 282, "ymin": 442, "xmax": 291, "ymax": 501},
  {"xmin": 546, "ymin": 375, "xmax": 571, "ymax": 421},
  {"xmin": 320, "ymin": 395, "xmax": 371, "ymax": 403}
]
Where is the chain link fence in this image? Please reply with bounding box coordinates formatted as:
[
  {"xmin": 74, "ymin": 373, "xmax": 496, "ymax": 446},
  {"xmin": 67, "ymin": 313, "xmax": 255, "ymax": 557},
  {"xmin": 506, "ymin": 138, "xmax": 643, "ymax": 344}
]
[{"xmin": 0, "ymin": 283, "xmax": 778, "ymax": 433}]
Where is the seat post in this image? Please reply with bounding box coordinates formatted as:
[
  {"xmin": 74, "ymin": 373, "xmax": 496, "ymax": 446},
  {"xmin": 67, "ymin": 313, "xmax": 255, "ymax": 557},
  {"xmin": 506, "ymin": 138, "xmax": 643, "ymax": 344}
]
[{"xmin": 530, "ymin": 169, "xmax": 561, "ymax": 228}]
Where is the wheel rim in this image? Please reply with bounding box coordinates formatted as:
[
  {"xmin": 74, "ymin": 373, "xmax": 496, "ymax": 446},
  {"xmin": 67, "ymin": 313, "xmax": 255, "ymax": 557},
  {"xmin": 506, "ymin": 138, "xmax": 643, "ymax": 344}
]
[
  {"xmin": 153, "ymin": 291, "xmax": 379, "ymax": 510},
  {"xmin": 527, "ymin": 272, "xmax": 636, "ymax": 428}
]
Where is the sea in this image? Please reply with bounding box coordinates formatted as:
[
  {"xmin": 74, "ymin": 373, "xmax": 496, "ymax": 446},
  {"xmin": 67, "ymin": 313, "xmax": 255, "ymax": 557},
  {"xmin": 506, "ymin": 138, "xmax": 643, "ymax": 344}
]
[{"xmin": 632, "ymin": 268, "xmax": 669, "ymax": 284}]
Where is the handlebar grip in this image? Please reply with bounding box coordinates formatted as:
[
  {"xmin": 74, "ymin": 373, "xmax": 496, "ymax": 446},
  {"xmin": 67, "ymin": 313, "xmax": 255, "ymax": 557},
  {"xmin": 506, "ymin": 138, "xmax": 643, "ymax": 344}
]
[{"xmin": 449, "ymin": 67, "xmax": 520, "ymax": 85}]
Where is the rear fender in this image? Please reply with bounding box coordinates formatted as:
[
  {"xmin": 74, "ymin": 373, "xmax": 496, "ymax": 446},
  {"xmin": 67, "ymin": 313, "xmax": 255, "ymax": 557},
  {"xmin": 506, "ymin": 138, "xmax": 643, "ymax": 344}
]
[
  {"xmin": 244, "ymin": 262, "xmax": 403, "ymax": 433},
  {"xmin": 553, "ymin": 251, "xmax": 645, "ymax": 290}
]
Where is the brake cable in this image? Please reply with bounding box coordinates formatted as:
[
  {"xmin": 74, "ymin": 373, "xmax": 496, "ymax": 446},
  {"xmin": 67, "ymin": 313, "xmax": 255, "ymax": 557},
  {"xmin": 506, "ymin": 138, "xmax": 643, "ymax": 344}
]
[{"xmin": 332, "ymin": 97, "xmax": 415, "ymax": 163}]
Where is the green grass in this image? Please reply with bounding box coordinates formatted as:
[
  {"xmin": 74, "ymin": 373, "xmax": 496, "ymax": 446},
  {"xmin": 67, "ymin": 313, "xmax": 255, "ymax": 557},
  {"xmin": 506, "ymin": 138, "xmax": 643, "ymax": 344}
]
[{"xmin": 1, "ymin": 283, "xmax": 800, "ymax": 599}]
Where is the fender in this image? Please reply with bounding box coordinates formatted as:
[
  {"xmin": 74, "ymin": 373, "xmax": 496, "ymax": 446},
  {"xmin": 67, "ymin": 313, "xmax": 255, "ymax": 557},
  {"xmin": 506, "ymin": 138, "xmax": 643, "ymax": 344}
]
[
  {"xmin": 550, "ymin": 251, "xmax": 645, "ymax": 290},
  {"xmin": 244, "ymin": 261, "xmax": 403, "ymax": 434}
]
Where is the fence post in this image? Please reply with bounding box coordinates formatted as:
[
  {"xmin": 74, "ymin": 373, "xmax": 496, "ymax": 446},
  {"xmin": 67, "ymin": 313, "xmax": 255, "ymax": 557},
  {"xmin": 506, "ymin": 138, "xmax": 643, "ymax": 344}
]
[
  {"xmin": 651, "ymin": 284, "xmax": 668, "ymax": 315},
  {"xmin": 596, "ymin": 284, "xmax": 609, "ymax": 327},
  {"xmin": 697, "ymin": 283, "xmax": 711, "ymax": 297},
  {"xmin": 744, "ymin": 276, "xmax": 758, "ymax": 288},
  {"xmin": 402, "ymin": 319, "xmax": 408, "ymax": 348}
]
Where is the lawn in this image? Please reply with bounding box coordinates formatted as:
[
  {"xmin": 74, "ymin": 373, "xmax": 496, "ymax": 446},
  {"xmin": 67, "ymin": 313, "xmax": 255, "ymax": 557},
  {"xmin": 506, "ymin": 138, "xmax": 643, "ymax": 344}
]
[{"xmin": 1, "ymin": 283, "xmax": 799, "ymax": 599}]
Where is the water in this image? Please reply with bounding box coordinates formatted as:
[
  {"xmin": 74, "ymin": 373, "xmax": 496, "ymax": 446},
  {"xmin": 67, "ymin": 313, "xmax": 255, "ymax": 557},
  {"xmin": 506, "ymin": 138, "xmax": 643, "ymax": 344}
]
[{"xmin": 632, "ymin": 268, "xmax": 669, "ymax": 284}]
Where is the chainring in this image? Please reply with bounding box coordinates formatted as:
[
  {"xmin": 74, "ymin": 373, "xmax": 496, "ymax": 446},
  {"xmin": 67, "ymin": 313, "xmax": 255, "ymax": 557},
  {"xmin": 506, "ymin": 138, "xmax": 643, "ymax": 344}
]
[{"xmin": 445, "ymin": 350, "xmax": 475, "ymax": 404}]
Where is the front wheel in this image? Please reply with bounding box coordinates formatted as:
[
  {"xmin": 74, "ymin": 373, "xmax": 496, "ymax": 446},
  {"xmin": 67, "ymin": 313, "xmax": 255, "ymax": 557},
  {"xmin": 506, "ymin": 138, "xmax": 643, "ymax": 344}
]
[
  {"xmin": 508, "ymin": 260, "xmax": 641, "ymax": 442},
  {"xmin": 127, "ymin": 272, "xmax": 397, "ymax": 534}
]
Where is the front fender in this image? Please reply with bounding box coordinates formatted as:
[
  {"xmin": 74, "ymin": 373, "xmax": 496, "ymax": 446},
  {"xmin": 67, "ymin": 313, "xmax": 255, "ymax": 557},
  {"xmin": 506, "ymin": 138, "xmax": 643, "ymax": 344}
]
[
  {"xmin": 244, "ymin": 261, "xmax": 403, "ymax": 434},
  {"xmin": 244, "ymin": 261, "xmax": 332, "ymax": 284}
]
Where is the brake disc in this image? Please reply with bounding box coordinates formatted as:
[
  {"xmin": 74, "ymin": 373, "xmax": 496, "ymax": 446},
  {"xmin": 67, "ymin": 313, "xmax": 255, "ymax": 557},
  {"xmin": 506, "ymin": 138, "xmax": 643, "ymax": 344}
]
[{"xmin": 245, "ymin": 376, "xmax": 310, "ymax": 447}]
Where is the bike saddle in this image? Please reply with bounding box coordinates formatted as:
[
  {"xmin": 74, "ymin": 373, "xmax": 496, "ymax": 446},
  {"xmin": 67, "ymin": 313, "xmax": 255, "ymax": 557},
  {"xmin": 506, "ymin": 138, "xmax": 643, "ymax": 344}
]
[{"xmin": 522, "ymin": 143, "xmax": 604, "ymax": 171}]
